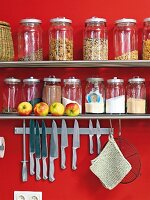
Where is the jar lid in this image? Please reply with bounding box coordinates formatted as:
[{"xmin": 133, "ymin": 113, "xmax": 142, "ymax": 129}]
[
  {"xmin": 20, "ymin": 18, "xmax": 42, "ymax": 24},
  {"xmin": 115, "ymin": 18, "xmax": 136, "ymax": 24},
  {"xmin": 128, "ymin": 76, "xmax": 145, "ymax": 83},
  {"xmin": 85, "ymin": 17, "xmax": 106, "ymax": 23},
  {"xmin": 64, "ymin": 77, "xmax": 80, "ymax": 83},
  {"xmin": 4, "ymin": 77, "xmax": 21, "ymax": 84},
  {"xmin": 23, "ymin": 77, "xmax": 40, "ymax": 83},
  {"xmin": 144, "ymin": 18, "xmax": 150, "ymax": 22},
  {"xmin": 44, "ymin": 76, "xmax": 61, "ymax": 82},
  {"xmin": 50, "ymin": 17, "xmax": 72, "ymax": 23},
  {"xmin": 86, "ymin": 77, "xmax": 104, "ymax": 82},
  {"xmin": 107, "ymin": 77, "xmax": 124, "ymax": 83}
]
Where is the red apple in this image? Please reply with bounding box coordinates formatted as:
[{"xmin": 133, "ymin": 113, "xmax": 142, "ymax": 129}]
[
  {"xmin": 17, "ymin": 102, "xmax": 33, "ymax": 116},
  {"xmin": 65, "ymin": 103, "xmax": 80, "ymax": 116},
  {"xmin": 34, "ymin": 102, "xmax": 49, "ymax": 116},
  {"xmin": 50, "ymin": 102, "xmax": 65, "ymax": 116}
]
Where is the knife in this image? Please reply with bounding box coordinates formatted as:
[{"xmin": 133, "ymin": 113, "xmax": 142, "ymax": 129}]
[
  {"xmin": 35, "ymin": 121, "xmax": 41, "ymax": 180},
  {"xmin": 29, "ymin": 119, "xmax": 35, "ymax": 175},
  {"xmin": 72, "ymin": 120, "xmax": 80, "ymax": 170},
  {"xmin": 61, "ymin": 119, "xmax": 68, "ymax": 169},
  {"xmin": 49, "ymin": 120, "xmax": 58, "ymax": 182},
  {"xmin": 89, "ymin": 120, "xmax": 94, "ymax": 154},
  {"xmin": 41, "ymin": 120, "xmax": 48, "ymax": 180},
  {"xmin": 96, "ymin": 120, "xmax": 101, "ymax": 155}
]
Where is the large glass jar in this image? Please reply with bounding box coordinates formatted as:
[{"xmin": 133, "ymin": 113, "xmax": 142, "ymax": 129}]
[
  {"xmin": 2, "ymin": 77, "xmax": 21, "ymax": 113},
  {"xmin": 62, "ymin": 77, "xmax": 82, "ymax": 113},
  {"xmin": 83, "ymin": 17, "xmax": 108, "ymax": 60},
  {"xmin": 49, "ymin": 17, "xmax": 73, "ymax": 61},
  {"xmin": 106, "ymin": 77, "xmax": 125, "ymax": 113},
  {"xmin": 127, "ymin": 77, "xmax": 146, "ymax": 113},
  {"xmin": 113, "ymin": 18, "xmax": 138, "ymax": 60},
  {"xmin": 42, "ymin": 76, "xmax": 61, "ymax": 106},
  {"xmin": 18, "ymin": 18, "xmax": 43, "ymax": 61},
  {"xmin": 23, "ymin": 77, "xmax": 42, "ymax": 107},
  {"xmin": 142, "ymin": 18, "xmax": 150, "ymax": 60},
  {"xmin": 85, "ymin": 78, "xmax": 105, "ymax": 113}
]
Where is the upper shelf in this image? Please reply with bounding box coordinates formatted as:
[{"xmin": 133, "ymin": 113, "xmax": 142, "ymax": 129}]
[{"xmin": 1, "ymin": 60, "xmax": 150, "ymax": 68}]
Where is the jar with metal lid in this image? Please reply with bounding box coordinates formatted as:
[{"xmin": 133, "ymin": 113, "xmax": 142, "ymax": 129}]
[
  {"xmin": 106, "ymin": 77, "xmax": 125, "ymax": 113},
  {"xmin": 127, "ymin": 76, "xmax": 146, "ymax": 113},
  {"xmin": 49, "ymin": 17, "xmax": 73, "ymax": 60},
  {"xmin": 62, "ymin": 77, "xmax": 82, "ymax": 113},
  {"xmin": 23, "ymin": 77, "xmax": 42, "ymax": 107},
  {"xmin": 85, "ymin": 78, "xmax": 105, "ymax": 113},
  {"xmin": 2, "ymin": 77, "xmax": 21, "ymax": 113},
  {"xmin": 18, "ymin": 18, "xmax": 43, "ymax": 61},
  {"xmin": 113, "ymin": 18, "xmax": 138, "ymax": 60},
  {"xmin": 42, "ymin": 76, "xmax": 61, "ymax": 106},
  {"xmin": 142, "ymin": 18, "xmax": 150, "ymax": 59},
  {"xmin": 83, "ymin": 17, "xmax": 108, "ymax": 60}
]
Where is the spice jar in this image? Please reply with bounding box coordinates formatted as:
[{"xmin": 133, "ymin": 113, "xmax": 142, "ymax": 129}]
[
  {"xmin": 2, "ymin": 77, "xmax": 21, "ymax": 113},
  {"xmin": 106, "ymin": 77, "xmax": 125, "ymax": 113},
  {"xmin": 42, "ymin": 76, "xmax": 61, "ymax": 106},
  {"xmin": 62, "ymin": 77, "xmax": 82, "ymax": 113},
  {"xmin": 49, "ymin": 17, "xmax": 73, "ymax": 60},
  {"xmin": 18, "ymin": 18, "xmax": 43, "ymax": 61},
  {"xmin": 142, "ymin": 18, "xmax": 150, "ymax": 60},
  {"xmin": 85, "ymin": 78, "xmax": 105, "ymax": 113},
  {"xmin": 127, "ymin": 77, "xmax": 146, "ymax": 113},
  {"xmin": 113, "ymin": 18, "xmax": 138, "ymax": 60},
  {"xmin": 83, "ymin": 17, "xmax": 108, "ymax": 60}
]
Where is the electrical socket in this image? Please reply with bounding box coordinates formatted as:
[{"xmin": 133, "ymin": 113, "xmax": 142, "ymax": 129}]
[{"xmin": 14, "ymin": 191, "xmax": 42, "ymax": 200}]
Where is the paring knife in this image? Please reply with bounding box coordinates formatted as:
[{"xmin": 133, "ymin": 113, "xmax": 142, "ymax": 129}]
[
  {"xmin": 35, "ymin": 121, "xmax": 41, "ymax": 180},
  {"xmin": 61, "ymin": 119, "xmax": 68, "ymax": 169},
  {"xmin": 96, "ymin": 120, "xmax": 101, "ymax": 155},
  {"xmin": 49, "ymin": 120, "xmax": 58, "ymax": 182},
  {"xmin": 41, "ymin": 120, "xmax": 48, "ymax": 180},
  {"xmin": 29, "ymin": 119, "xmax": 35, "ymax": 175},
  {"xmin": 89, "ymin": 120, "xmax": 94, "ymax": 154},
  {"xmin": 72, "ymin": 120, "xmax": 80, "ymax": 170}
]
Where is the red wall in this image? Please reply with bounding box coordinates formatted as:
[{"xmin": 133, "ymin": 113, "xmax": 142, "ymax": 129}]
[{"xmin": 0, "ymin": 0, "xmax": 150, "ymax": 200}]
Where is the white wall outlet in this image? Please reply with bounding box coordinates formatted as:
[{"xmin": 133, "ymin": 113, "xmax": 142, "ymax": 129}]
[{"xmin": 14, "ymin": 191, "xmax": 42, "ymax": 200}]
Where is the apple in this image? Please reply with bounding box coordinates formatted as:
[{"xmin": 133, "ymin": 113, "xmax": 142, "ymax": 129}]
[
  {"xmin": 50, "ymin": 102, "xmax": 65, "ymax": 116},
  {"xmin": 34, "ymin": 102, "xmax": 49, "ymax": 116},
  {"xmin": 17, "ymin": 102, "xmax": 33, "ymax": 116},
  {"xmin": 65, "ymin": 103, "xmax": 80, "ymax": 116}
]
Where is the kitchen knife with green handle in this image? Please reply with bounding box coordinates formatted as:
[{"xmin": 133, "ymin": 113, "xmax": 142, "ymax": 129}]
[
  {"xmin": 35, "ymin": 121, "xmax": 41, "ymax": 180},
  {"xmin": 30, "ymin": 119, "xmax": 35, "ymax": 175}
]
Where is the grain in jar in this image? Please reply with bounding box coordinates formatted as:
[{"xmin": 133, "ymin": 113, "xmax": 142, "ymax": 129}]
[{"xmin": 142, "ymin": 18, "xmax": 150, "ymax": 60}]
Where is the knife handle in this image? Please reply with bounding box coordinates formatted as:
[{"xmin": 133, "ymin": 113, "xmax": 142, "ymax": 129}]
[
  {"xmin": 72, "ymin": 148, "xmax": 77, "ymax": 170},
  {"xmin": 22, "ymin": 161, "xmax": 27, "ymax": 182},
  {"xmin": 49, "ymin": 158, "xmax": 55, "ymax": 182},
  {"xmin": 89, "ymin": 135, "xmax": 94, "ymax": 154},
  {"xmin": 30, "ymin": 153, "xmax": 35, "ymax": 175},
  {"xmin": 43, "ymin": 158, "xmax": 48, "ymax": 180},
  {"xmin": 97, "ymin": 135, "xmax": 101, "ymax": 155},
  {"xmin": 61, "ymin": 147, "xmax": 66, "ymax": 169},
  {"xmin": 36, "ymin": 158, "xmax": 41, "ymax": 180}
]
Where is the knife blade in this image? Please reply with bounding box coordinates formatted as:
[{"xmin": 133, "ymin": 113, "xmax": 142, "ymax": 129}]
[
  {"xmin": 61, "ymin": 119, "xmax": 68, "ymax": 169},
  {"xmin": 29, "ymin": 119, "xmax": 35, "ymax": 175},
  {"xmin": 49, "ymin": 120, "xmax": 58, "ymax": 182},
  {"xmin": 72, "ymin": 120, "xmax": 80, "ymax": 170},
  {"xmin": 35, "ymin": 121, "xmax": 41, "ymax": 180},
  {"xmin": 41, "ymin": 120, "xmax": 48, "ymax": 180},
  {"xmin": 89, "ymin": 120, "xmax": 94, "ymax": 154},
  {"xmin": 96, "ymin": 120, "xmax": 101, "ymax": 155}
]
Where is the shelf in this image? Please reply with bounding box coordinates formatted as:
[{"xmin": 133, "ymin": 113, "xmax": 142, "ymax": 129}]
[{"xmin": 0, "ymin": 60, "xmax": 150, "ymax": 68}]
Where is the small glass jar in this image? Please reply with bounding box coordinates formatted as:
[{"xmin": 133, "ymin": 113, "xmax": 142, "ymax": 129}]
[
  {"xmin": 106, "ymin": 77, "xmax": 125, "ymax": 113},
  {"xmin": 127, "ymin": 77, "xmax": 146, "ymax": 113},
  {"xmin": 18, "ymin": 18, "xmax": 43, "ymax": 61},
  {"xmin": 42, "ymin": 76, "xmax": 61, "ymax": 106},
  {"xmin": 62, "ymin": 77, "xmax": 82, "ymax": 113},
  {"xmin": 113, "ymin": 18, "xmax": 138, "ymax": 60},
  {"xmin": 142, "ymin": 18, "xmax": 150, "ymax": 60},
  {"xmin": 49, "ymin": 17, "xmax": 73, "ymax": 61},
  {"xmin": 83, "ymin": 17, "xmax": 108, "ymax": 60},
  {"xmin": 2, "ymin": 77, "xmax": 21, "ymax": 113},
  {"xmin": 23, "ymin": 77, "xmax": 42, "ymax": 107},
  {"xmin": 85, "ymin": 78, "xmax": 105, "ymax": 113}
]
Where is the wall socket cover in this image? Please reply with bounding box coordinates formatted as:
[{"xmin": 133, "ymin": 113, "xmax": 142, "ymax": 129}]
[{"xmin": 14, "ymin": 191, "xmax": 42, "ymax": 200}]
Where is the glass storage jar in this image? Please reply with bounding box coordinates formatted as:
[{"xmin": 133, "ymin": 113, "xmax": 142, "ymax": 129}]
[
  {"xmin": 23, "ymin": 77, "xmax": 42, "ymax": 107},
  {"xmin": 2, "ymin": 77, "xmax": 21, "ymax": 113},
  {"xmin": 62, "ymin": 77, "xmax": 82, "ymax": 113},
  {"xmin": 142, "ymin": 18, "xmax": 150, "ymax": 60},
  {"xmin": 127, "ymin": 76, "xmax": 146, "ymax": 113},
  {"xmin": 49, "ymin": 17, "xmax": 73, "ymax": 60},
  {"xmin": 85, "ymin": 78, "xmax": 105, "ymax": 113},
  {"xmin": 18, "ymin": 18, "xmax": 43, "ymax": 61},
  {"xmin": 83, "ymin": 17, "xmax": 108, "ymax": 60},
  {"xmin": 113, "ymin": 18, "xmax": 138, "ymax": 60},
  {"xmin": 42, "ymin": 76, "xmax": 61, "ymax": 106},
  {"xmin": 106, "ymin": 77, "xmax": 125, "ymax": 113}
]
